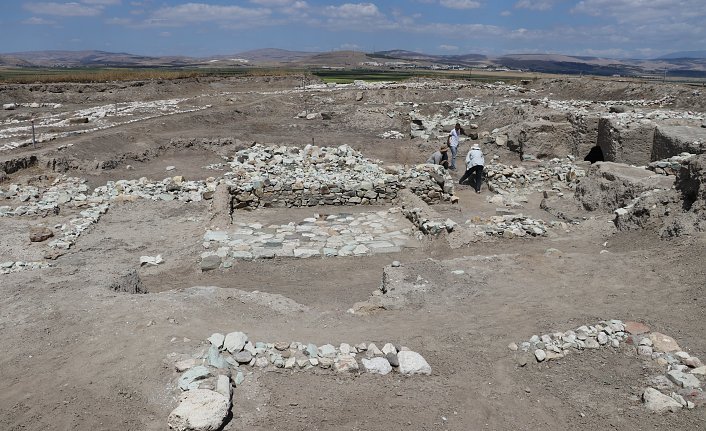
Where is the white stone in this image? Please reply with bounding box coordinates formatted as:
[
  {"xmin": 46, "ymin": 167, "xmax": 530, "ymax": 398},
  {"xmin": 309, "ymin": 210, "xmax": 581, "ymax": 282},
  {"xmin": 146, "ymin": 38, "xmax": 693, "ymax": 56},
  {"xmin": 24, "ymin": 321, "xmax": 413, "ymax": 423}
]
[
  {"xmin": 597, "ymin": 332, "xmax": 608, "ymax": 345},
  {"xmin": 367, "ymin": 342, "xmax": 383, "ymax": 356},
  {"xmin": 381, "ymin": 343, "xmax": 397, "ymax": 355},
  {"xmin": 318, "ymin": 344, "xmax": 337, "ymax": 358},
  {"xmin": 362, "ymin": 357, "xmax": 392, "ymax": 375},
  {"xmin": 534, "ymin": 349, "xmax": 546, "ymax": 362},
  {"xmin": 397, "ymin": 351, "xmax": 431, "ymax": 375},
  {"xmin": 207, "ymin": 333, "xmax": 225, "ymax": 349},
  {"xmin": 223, "ymin": 331, "xmax": 248, "ymax": 353},
  {"xmin": 167, "ymin": 389, "xmax": 230, "ymax": 431},
  {"xmin": 642, "ymin": 387, "xmax": 682, "ymax": 414}
]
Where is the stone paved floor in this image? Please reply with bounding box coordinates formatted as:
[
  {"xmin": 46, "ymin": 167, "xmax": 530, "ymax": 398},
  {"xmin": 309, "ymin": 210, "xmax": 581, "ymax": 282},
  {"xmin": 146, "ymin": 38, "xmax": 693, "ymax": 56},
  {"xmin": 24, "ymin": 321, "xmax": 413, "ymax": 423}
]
[{"xmin": 202, "ymin": 208, "xmax": 416, "ymax": 262}]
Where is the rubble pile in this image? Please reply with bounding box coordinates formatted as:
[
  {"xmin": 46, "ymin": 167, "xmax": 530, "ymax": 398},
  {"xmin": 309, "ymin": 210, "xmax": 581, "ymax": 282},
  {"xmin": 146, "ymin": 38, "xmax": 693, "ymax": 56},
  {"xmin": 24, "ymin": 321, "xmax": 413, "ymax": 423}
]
[
  {"xmin": 0, "ymin": 176, "xmax": 91, "ymax": 217},
  {"xmin": 511, "ymin": 320, "xmax": 704, "ymax": 413},
  {"xmin": 409, "ymin": 98, "xmax": 487, "ymax": 141},
  {"xmin": 225, "ymin": 144, "xmax": 454, "ymax": 209},
  {"xmin": 96, "ymin": 176, "xmax": 216, "ymax": 203},
  {"xmin": 199, "ymin": 209, "xmax": 414, "ymax": 267},
  {"xmin": 1, "ymin": 260, "xmax": 51, "ymax": 274},
  {"xmin": 465, "ymin": 214, "xmax": 552, "ymax": 238},
  {"xmin": 168, "ymin": 331, "xmax": 431, "ymax": 430},
  {"xmin": 485, "ymin": 157, "xmax": 586, "ymax": 195},
  {"xmin": 378, "ymin": 130, "xmax": 404, "ymax": 139},
  {"xmin": 647, "ymin": 153, "xmax": 695, "ymax": 175},
  {"xmin": 402, "ymin": 207, "xmax": 457, "ymax": 236}
]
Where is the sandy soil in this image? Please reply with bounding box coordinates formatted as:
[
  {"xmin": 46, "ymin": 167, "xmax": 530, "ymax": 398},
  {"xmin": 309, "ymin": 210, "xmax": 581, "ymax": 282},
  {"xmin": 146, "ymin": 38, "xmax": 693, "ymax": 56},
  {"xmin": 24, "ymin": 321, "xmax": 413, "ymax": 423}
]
[{"xmin": 0, "ymin": 75, "xmax": 705, "ymax": 431}]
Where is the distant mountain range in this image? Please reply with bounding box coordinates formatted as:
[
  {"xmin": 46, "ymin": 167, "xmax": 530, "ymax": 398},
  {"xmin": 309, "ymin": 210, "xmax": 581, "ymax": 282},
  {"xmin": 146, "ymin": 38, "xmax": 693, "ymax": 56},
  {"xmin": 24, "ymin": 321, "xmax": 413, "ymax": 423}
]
[{"xmin": 1, "ymin": 48, "xmax": 705, "ymax": 77}]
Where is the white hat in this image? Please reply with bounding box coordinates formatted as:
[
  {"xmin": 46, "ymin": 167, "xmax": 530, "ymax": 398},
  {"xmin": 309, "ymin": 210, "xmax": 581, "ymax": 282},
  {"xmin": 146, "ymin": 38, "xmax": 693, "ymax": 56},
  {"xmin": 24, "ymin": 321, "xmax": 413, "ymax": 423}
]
[{"xmin": 471, "ymin": 143, "xmax": 481, "ymax": 150}]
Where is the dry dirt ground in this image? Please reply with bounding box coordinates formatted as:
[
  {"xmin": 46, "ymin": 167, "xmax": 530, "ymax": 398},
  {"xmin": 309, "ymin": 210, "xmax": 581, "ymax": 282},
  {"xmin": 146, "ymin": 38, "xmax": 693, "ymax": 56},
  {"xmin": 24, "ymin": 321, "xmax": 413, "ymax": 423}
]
[{"xmin": 1, "ymin": 75, "xmax": 705, "ymax": 431}]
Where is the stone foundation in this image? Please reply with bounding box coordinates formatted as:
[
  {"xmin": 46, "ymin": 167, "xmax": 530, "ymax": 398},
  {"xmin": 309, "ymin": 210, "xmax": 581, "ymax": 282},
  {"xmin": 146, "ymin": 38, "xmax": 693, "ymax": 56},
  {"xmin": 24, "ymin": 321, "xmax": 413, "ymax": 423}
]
[{"xmin": 226, "ymin": 144, "xmax": 454, "ymax": 211}]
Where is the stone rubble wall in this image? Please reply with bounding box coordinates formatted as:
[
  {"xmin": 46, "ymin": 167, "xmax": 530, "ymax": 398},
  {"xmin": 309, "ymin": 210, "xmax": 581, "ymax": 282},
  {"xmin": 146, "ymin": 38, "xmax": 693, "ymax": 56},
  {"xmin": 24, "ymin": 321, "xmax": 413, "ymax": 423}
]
[
  {"xmin": 397, "ymin": 189, "xmax": 457, "ymax": 236},
  {"xmin": 226, "ymin": 144, "xmax": 454, "ymax": 211},
  {"xmin": 1, "ymin": 175, "xmax": 215, "ymax": 252},
  {"xmin": 647, "ymin": 152, "xmax": 696, "ymax": 176},
  {"xmin": 0, "ymin": 98, "xmax": 211, "ymax": 152},
  {"xmin": 168, "ymin": 330, "xmax": 432, "ymax": 430},
  {"xmin": 510, "ymin": 319, "xmax": 704, "ymax": 412},
  {"xmin": 485, "ymin": 157, "xmax": 586, "ymax": 195},
  {"xmin": 465, "ymin": 214, "xmax": 553, "ymax": 238}
]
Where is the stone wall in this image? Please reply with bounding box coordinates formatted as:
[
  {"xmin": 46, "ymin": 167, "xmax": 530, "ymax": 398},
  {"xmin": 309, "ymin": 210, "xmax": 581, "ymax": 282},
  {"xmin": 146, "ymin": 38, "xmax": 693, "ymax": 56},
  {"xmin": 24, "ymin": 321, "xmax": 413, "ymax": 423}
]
[{"xmin": 226, "ymin": 144, "xmax": 454, "ymax": 210}]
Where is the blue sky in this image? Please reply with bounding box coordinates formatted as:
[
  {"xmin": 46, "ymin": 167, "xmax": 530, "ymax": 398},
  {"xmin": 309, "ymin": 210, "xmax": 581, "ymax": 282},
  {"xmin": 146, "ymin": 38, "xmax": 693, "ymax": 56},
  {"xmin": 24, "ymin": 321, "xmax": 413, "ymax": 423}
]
[{"xmin": 1, "ymin": 0, "xmax": 704, "ymax": 58}]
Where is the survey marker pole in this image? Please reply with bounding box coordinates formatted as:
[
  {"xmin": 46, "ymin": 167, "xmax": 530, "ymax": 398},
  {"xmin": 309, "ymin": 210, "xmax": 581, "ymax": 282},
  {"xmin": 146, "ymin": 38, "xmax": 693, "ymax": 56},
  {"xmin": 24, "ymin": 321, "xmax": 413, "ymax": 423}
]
[{"xmin": 31, "ymin": 118, "xmax": 36, "ymax": 148}]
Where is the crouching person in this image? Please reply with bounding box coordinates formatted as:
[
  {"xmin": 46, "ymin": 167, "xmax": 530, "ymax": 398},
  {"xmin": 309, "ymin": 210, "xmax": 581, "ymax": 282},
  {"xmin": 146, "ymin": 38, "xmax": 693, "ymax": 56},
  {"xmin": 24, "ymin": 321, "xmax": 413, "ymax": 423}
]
[
  {"xmin": 459, "ymin": 143, "xmax": 484, "ymax": 193},
  {"xmin": 426, "ymin": 145, "xmax": 450, "ymax": 169}
]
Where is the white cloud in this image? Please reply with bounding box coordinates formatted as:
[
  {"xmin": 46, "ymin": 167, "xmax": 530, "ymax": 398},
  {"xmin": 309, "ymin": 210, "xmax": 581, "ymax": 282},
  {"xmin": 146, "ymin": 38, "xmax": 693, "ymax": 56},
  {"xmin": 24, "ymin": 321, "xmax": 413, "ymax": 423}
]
[
  {"xmin": 105, "ymin": 17, "xmax": 132, "ymax": 25},
  {"xmin": 439, "ymin": 0, "xmax": 481, "ymax": 9},
  {"xmin": 148, "ymin": 3, "xmax": 271, "ymax": 26},
  {"xmin": 339, "ymin": 43, "xmax": 362, "ymax": 50},
  {"xmin": 571, "ymin": 0, "xmax": 706, "ymax": 24},
  {"xmin": 249, "ymin": 0, "xmax": 296, "ymax": 5},
  {"xmin": 159, "ymin": 31, "xmax": 171, "ymax": 37},
  {"xmin": 579, "ymin": 48, "xmax": 630, "ymax": 57},
  {"xmin": 439, "ymin": 44, "xmax": 458, "ymax": 51},
  {"xmin": 500, "ymin": 10, "xmax": 511, "ymax": 16},
  {"xmin": 322, "ymin": 3, "xmax": 383, "ymax": 19},
  {"xmin": 514, "ymin": 0, "xmax": 558, "ymax": 11},
  {"xmin": 23, "ymin": 2, "xmax": 104, "ymax": 16},
  {"xmin": 81, "ymin": 0, "xmax": 121, "ymax": 5},
  {"xmin": 21, "ymin": 16, "xmax": 55, "ymax": 24}
]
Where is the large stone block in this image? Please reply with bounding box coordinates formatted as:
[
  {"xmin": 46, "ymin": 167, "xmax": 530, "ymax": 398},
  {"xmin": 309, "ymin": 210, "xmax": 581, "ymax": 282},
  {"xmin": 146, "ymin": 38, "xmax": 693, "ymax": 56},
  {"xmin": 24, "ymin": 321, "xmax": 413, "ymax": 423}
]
[
  {"xmin": 597, "ymin": 117, "xmax": 656, "ymax": 165},
  {"xmin": 653, "ymin": 126, "xmax": 706, "ymax": 161}
]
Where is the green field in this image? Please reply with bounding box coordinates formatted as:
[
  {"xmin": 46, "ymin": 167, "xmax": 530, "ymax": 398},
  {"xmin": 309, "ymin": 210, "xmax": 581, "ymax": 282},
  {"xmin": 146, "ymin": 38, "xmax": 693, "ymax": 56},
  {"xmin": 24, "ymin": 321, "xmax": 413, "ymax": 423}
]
[{"xmin": 0, "ymin": 66, "xmax": 531, "ymax": 84}]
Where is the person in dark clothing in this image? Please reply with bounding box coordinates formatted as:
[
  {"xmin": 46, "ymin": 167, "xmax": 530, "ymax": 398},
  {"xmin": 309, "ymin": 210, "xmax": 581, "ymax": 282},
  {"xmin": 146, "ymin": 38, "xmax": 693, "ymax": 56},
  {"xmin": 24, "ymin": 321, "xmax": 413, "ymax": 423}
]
[{"xmin": 459, "ymin": 144, "xmax": 485, "ymax": 193}]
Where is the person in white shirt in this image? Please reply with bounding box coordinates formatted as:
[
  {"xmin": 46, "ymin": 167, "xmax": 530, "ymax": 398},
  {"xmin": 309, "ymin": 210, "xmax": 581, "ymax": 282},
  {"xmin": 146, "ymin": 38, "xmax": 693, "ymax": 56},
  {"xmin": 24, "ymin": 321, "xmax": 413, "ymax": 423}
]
[
  {"xmin": 459, "ymin": 143, "xmax": 485, "ymax": 193},
  {"xmin": 446, "ymin": 123, "xmax": 465, "ymax": 170}
]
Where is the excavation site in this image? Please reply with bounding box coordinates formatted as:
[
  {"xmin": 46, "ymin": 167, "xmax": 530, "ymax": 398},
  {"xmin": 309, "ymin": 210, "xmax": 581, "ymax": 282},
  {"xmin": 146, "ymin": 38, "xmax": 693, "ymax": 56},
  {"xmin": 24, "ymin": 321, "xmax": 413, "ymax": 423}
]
[{"xmin": 1, "ymin": 75, "xmax": 706, "ymax": 431}]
